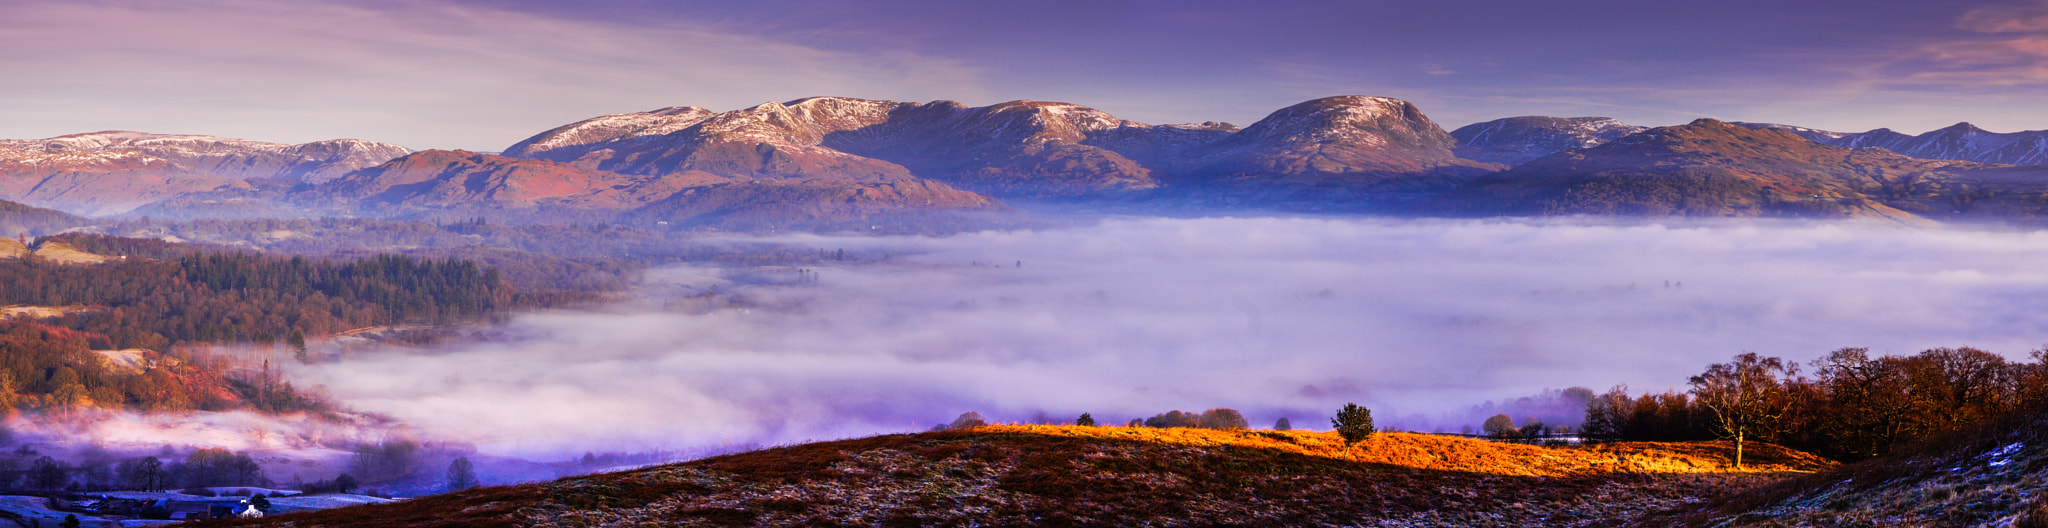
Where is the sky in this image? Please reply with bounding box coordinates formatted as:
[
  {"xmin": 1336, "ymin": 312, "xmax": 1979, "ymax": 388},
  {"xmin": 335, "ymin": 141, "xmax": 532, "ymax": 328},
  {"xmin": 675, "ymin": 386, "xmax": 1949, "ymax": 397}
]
[{"xmin": 5, "ymin": 0, "xmax": 2048, "ymax": 151}]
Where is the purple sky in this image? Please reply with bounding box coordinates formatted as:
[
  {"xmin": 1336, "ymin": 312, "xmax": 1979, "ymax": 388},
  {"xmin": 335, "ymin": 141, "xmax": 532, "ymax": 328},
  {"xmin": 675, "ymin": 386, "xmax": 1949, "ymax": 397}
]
[{"xmin": 4, "ymin": 0, "xmax": 2047, "ymax": 150}]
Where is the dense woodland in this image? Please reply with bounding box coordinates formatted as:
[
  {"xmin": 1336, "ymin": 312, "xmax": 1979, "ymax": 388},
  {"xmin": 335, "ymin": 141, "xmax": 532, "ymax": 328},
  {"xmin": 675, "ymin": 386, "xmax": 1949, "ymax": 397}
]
[
  {"xmin": 1581, "ymin": 347, "xmax": 2048, "ymax": 461},
  {"xmin": 0, "ymin": 234, "xmax": 597, "ymax": 415},
  {"xmin": 0, "ymin": 321, "xmax": 321, "ymax": 414},
  {"xmin": 4, "ymin": 235, "xmax": 536, "ymax": 350}
]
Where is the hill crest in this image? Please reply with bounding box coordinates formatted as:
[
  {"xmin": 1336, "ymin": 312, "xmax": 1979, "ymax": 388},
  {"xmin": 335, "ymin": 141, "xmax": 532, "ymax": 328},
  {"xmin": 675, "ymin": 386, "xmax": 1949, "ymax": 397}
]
[{"xmin": 201, "ymin": 425, "xmax": 1832, "ymax": 527}]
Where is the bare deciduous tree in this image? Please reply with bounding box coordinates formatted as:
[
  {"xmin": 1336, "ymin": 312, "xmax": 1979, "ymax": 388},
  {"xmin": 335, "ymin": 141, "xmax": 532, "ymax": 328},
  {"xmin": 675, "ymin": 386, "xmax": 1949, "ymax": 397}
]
[{"xmin": 1689, "ymin": 352, "xmax": 1796, "ymax": 468}]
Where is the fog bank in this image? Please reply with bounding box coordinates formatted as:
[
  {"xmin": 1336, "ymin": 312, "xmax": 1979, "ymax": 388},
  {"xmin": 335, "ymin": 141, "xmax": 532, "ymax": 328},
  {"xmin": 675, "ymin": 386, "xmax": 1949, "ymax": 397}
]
[{"xmin": 292, "ymin": 217, "xmax": 2048, "ymax": 458}]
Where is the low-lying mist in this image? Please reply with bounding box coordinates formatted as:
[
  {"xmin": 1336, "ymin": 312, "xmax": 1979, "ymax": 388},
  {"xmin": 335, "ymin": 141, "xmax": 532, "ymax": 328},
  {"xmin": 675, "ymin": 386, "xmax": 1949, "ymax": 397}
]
[{"xmin": 290, "ymin": 217, "xmax": 2048, "ymax": 459}]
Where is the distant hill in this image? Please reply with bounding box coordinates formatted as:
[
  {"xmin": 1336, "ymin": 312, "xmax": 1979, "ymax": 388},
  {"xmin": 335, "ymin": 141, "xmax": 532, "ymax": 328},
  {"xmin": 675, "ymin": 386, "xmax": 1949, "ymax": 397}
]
[
  {"xmin": 1452, "ymin": 116, "xmax": 1646, "ymax": 166},
  {"xmin": 1162, "ymin": 96, "xmax": 1503, "ymax": 210},
  {"xmin": 292, "ymin": 150, "xmax": 1010, "ymax": 232},
  {"xmin": 198, "ymin": 425, "xmax": 1832, "ymax": 527},
  {"xmin": 1439, "ymin": 118, "xmax": 2048, "ymax": 220},
  {"xmin": 624, "ymin": 177, "xmax": 1007, "ymax": 233},
  {"xmin": 0, "ymin": 131, "xmax": 409, "ymax": 215},
  {"xmin": 0, "ymin": 198, "xmax": 90, "ymax": 237},
  {"xmin": 1738, "ymin": 121, "xmax": 2048, "ymax": 166},
  {"xmin": 19, "ymin": 99, "xmax": 2048, "ymax": 226}
]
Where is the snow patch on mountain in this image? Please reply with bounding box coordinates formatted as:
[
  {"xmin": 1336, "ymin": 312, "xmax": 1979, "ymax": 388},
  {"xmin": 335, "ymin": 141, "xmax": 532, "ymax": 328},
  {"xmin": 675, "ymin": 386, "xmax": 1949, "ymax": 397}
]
[
  {"xmin": 1452, "ymin": 116, "xmax": 1647, "ymax": 166},
  {"xmin": 0, "ymin": 131, "xmax": 411, "ymax": 183}
]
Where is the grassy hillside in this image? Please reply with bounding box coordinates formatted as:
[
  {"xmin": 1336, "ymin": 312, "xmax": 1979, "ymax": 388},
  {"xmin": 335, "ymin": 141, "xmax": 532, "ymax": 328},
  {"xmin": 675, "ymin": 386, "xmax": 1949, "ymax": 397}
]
[
  {"xmin": 1644, "ymin": 405, "xmax": 2048, "ymax": 527},
  {"xmin": 193, "ymin": 425, "xmax": 1833, "ymax": 527}
]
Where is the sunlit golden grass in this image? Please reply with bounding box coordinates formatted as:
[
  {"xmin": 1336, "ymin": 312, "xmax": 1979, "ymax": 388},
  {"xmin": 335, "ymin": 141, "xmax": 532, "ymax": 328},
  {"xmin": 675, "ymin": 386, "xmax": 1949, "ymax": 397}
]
[{"xmin": 985, "ymin": 424, "xmax": 1834, "ymax": 475}]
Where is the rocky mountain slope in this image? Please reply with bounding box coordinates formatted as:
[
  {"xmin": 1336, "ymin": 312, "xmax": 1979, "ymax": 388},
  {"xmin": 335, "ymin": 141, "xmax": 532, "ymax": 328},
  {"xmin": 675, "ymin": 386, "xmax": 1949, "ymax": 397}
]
[
  {"xmin": 317, "ymin": 150, "xmax": 672, "ymax": 212},
  {"xmin": 1452, "ymin": 116, "xmax": 1647, "ymax": 165},
  {"xmin": 193, "ymin": 425, "xmax": 1832, "ymax": 528},
  {"xmin": 1758, "ymin": 122, "xmax": 2048, "ymax": 166},
  {"xmin": 304, "ymin": 150, "xmax": 1005, "ymax": 232},
  {"xmin": 501, "ymin": 95, "xmax": 1491, "ymax": 204},
  {"xmin": 1442, "ymin": 118, "xmax": 2048, "ymax": 219},
  {"xmin": 1464, "ymin": 116, "xmax": 2048, "ymax": 168},
  {"xmin": 507, "ymin": 97, "xmax": 1209, "ymax": 196},
  {"xmin": 0, "ymin": 131, "xmax": 410, "ymax": 215},
  {"xmin": 17, "ymin": 98, "xmax": 2048, "ymax": 225},
  {"xmin": 2, "ymin": 131, "xmax": 410, "ymax": 183}
]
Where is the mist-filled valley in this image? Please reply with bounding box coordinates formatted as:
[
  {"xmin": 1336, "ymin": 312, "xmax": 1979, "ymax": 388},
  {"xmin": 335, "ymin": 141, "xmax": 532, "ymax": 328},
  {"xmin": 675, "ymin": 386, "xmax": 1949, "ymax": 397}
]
[{"xmin": 256, "ymin": 216, "xmax": 2048, "ymax": 461}]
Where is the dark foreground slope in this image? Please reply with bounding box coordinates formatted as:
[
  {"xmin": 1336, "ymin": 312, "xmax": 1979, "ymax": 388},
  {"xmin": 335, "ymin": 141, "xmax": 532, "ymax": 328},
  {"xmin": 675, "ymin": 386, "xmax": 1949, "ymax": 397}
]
[
  {"xmin": 193, "ymin": 425, "xmax": 1832, "ymax": 528},
  {"xmin": 1645, "ymin": 406, "xmax": 2048, "ymax": 527}
]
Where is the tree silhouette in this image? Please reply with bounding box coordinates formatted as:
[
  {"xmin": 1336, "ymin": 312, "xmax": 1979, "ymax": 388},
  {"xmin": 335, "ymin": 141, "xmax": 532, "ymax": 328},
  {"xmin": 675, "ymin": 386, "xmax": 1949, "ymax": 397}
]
[
  {"xmin": 1198, "ymin": 408, "xmax": 1249, "ymax": 430},
  {"xmin": 446, "ymin": 457, "xmax": 478, "ymax": 492},
  {"xmin": 1581, "ymin": 385, "xmax": 1634, "ymax": 440},
  {"xmin": 30, "ymin": 456, "xmax": 66, "ymax": 490},
  {"xmin": 948, "ymin": 412, "xmax": 987, "ymax": 430},
  {"xmin": 1482, "ymin": 414, "xmax": 1516, "ymax": 437},
  {"xmin": 1690, "ymin": 352, "xmax": 1796, "ymax": 468},
  {"xmin": 1274, "ymin": 417, "xmax": 1292, "ymax": 431},
  {"xmin": 1075, "ymin": 413, "xmax": 1096, "ymax": 427},
  {"xmin": 1143, "ymin": 410, "xmax": 1200, "ymax": 428},
  {"xmin": 1331, "ymin": 403, "xmax": 1376, "ymax": 444}
]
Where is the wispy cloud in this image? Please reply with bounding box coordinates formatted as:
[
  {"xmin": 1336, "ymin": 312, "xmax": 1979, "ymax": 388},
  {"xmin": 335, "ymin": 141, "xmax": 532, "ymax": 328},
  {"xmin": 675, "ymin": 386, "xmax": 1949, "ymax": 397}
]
[{"xmin": 1957, "ymin": 1, "xmax": 2048, "ymax": 33}]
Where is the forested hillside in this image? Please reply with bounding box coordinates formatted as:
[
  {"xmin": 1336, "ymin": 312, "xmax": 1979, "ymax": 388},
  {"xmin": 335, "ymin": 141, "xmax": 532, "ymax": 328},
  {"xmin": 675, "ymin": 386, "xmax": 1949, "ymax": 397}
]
[
  {"xmin": 2, "ymin": 242, "xmax": 528, "ymax": 350},
  {"xmin": 0, "ymin": 234, "xmax": 595, "ymax": 416},
  {"xmin": 0, "ymin": 321, "xmax": 322, "ymax": 414}
]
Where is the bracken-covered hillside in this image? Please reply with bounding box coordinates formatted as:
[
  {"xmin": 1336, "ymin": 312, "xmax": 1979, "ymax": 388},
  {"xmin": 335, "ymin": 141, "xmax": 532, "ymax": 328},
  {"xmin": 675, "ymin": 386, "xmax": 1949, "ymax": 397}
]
[
  {"xmin": 1645, "ymin": 405, "xmax": 2048, "ymax": 527},
  {"xmin": 195, "ymin": 425, "xmax": 1834, "ymax": 528}
]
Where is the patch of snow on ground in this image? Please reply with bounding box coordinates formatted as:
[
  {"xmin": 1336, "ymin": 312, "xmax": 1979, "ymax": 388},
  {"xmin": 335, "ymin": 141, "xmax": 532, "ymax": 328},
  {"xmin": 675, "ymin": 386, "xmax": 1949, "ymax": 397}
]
[{"xmin": 1987, "ymin": 442, "xmax": 2024, "ymax": 467}]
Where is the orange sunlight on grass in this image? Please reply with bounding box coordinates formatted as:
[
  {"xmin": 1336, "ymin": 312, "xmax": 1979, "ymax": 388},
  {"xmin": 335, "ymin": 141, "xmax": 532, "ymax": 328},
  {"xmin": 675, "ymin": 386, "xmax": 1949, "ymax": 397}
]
[{"xmin": 984, "ymin": 424, "xmax": 1835, "ymax": 476}]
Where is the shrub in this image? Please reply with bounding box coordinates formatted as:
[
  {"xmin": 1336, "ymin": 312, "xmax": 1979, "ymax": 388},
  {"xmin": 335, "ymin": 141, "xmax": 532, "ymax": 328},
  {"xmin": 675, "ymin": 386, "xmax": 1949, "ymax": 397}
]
[
  {"xmin": 948, "ymin": 412, "xmax": 988, "ymax": 430},
  {"xmin": 1144, "ymin": 410, "xmax": 1200, "ymax": 428},
  {"xmin": 1198, "ymin": 408, "xmax": 1249, "ymax": 430},
  {"xmin": 1332, "ymin": 403, "xmax": 1376, "ymax": 444},
  {"xmin": 1483, "ymin": 414, "xmax": 1517, "ymax": 437}
]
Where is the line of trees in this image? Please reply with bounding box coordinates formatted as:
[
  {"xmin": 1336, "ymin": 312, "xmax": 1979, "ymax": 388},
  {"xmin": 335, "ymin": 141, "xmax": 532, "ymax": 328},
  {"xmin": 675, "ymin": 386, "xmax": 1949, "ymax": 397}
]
[
  {"xmin": 0, "ymin": 243, "xmax": 527, "ymax": 351},
  {"xmin": 1141, "ymin": 408, "xmax": 1249, "ymax": 430},
  {"xmin": 1583, "ymin": 347, "xmax": 2048, "ymax": 463},
  {"xmin": 0, "ymin": 448, "xmax": 264, "ymax": 491}
]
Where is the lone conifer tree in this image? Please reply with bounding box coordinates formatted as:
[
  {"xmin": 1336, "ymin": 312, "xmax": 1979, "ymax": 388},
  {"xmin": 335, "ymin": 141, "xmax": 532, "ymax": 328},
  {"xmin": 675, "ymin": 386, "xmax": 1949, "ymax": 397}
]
[
  {"xmin": 1076, "ymin": 413, "xmax": 1096, "ymax": 426},
  {"xmin": 1274, "ymin": 417, "xmax": 1292, "ymax": 431},
  {"xmin": 1331, "ymin": 403, "xmax": 1376, "ymax": 444}
]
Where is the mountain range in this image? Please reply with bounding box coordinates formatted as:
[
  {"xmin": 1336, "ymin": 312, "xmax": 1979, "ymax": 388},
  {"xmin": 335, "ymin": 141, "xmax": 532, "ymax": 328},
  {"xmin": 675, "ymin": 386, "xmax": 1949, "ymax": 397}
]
[{"xmin": 7, "ymin": 96, "xmax": 2048, "ymax": 228}]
